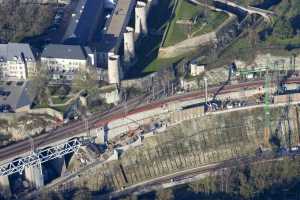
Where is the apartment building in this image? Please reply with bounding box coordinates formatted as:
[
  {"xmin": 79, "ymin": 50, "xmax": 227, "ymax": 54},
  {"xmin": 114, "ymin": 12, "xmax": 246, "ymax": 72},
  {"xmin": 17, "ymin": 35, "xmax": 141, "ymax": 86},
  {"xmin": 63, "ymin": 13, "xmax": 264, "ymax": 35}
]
[
  {"xmin": 0, "ymin": 43, "xmax": 37, "ymax": 81},
  {"xmin": 41, "ymin": 44, "xmax": 94, "ymax": 80}
]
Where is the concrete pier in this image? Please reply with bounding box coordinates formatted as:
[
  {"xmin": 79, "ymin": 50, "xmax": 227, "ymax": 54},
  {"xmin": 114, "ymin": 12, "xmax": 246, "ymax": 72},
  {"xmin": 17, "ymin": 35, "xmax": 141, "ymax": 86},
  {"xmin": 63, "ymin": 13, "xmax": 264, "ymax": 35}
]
[
  {"xmin": 25, "ymin": 163, "xmax": 44, "ymax": 189},
  {"xmin": 95, "ymin": 127, "xmax": 106, "ymax": 144},
  {"xmin": 0, "ymin": 175, "xmax": 11, "ymax": 198}
]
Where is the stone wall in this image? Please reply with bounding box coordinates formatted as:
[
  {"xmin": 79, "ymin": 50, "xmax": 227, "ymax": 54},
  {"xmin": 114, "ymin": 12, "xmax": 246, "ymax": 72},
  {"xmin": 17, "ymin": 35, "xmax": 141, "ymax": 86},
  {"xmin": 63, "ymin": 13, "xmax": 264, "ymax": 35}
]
[
  {"xmin": 122, "ymin": 66, "xmax": 175, "ymax": 90},
  {"xmin": 122, "ymin": 72, "xmax": 158, "ymax": 89},
  {"xmin": 235, "ymin": 53, "xmax": 300, "ymax": 70},
  {"xmin": 99, "ymin": 88, "xmax": 120, "ymax": 105}
]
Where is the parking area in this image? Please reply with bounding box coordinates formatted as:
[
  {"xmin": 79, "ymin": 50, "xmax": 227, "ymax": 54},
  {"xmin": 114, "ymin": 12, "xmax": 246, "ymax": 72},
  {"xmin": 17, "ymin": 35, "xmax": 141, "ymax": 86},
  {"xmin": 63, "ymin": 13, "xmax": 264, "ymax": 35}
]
[{"xmin": 0, "ymin": 81, "xmax": 35, "ymax": 113}]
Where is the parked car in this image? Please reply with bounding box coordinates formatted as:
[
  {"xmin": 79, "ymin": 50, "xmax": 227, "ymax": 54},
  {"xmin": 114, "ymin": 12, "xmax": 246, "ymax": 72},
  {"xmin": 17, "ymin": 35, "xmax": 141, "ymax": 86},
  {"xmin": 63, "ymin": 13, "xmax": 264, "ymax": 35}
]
[{"xmin": 0, "ymin": 104, "xmax": 11, "ymax": 113}]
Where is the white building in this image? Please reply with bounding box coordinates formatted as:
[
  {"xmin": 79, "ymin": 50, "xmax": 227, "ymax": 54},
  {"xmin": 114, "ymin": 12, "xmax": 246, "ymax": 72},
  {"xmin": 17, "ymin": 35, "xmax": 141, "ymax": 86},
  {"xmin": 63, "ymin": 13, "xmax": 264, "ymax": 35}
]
[
  {"xmin": 0, "ymin": 43, "xmax": 37, "ymax": 80},
  {"xmin": 190, "ymin": 61, "xmax": 205, "ymax": 76},
  {"xmin": 41, "ymin": 44, "xmax": 94, "ymax": 80}
]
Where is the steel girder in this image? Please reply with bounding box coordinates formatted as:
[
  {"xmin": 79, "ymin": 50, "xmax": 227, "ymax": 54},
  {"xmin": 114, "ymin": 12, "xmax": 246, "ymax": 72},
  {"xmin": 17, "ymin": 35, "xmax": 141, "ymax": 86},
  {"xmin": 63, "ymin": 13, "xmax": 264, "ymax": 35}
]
[{"xmin": 0, "ymin": 137, "xmax": 88, "ymax": 176}]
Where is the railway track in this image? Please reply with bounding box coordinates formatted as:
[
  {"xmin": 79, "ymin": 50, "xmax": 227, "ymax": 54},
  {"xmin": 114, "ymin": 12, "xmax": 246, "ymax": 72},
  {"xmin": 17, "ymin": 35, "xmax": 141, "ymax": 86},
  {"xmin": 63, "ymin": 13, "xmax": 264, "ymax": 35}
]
[{"xmin": 1, "ymin": 78, "xmax": 300, "ymax": 163}]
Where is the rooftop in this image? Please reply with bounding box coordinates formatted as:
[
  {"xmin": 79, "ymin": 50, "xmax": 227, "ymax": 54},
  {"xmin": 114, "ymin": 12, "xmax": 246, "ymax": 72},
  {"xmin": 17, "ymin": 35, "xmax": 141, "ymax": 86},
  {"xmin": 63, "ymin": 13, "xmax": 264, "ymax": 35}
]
[
  {"xmin": 41, "ymin": 44, "xmax": 88, "ymax": 60},
  {"xmin": 0, "ymin": 43, "xmax": 35, "ymax": 63},
  {"xmin": 63, "ymin": 0, "xmax": 104, "ymax": 45},
  {"xmin": 101, "ymin": 0, "xmax": 135, "ymax": 53},
  {"xmin": 0, "ymin": 81, "xmax": 35, "ymax": 111}
]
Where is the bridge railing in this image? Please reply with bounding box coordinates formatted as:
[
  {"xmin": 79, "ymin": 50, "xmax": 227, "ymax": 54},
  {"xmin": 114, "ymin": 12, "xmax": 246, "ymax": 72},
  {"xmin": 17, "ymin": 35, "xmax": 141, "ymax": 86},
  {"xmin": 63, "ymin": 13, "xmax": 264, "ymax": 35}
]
[{"xmin": 0, "ymin": 137, "xmax": 91, "ymax": 176}]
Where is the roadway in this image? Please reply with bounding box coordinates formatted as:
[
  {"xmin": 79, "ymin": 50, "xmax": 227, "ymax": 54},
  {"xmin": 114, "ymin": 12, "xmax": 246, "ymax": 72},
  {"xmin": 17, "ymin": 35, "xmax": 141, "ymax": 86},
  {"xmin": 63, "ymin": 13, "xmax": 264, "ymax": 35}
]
[
  {"xmin": 99, "ymin": 151, "xmax": 299, "ymax": 199},
  {"xmin": 1, "ymin": 78, "xmax": 300, "ymax": 163}
]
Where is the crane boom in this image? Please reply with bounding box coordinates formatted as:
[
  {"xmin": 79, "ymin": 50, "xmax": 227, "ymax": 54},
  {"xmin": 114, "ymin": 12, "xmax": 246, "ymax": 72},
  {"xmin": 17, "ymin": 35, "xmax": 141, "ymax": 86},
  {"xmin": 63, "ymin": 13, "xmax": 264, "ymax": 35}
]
[{"xmin": 264, "ymin": 69, "xmax": 271, "ymax": 147}]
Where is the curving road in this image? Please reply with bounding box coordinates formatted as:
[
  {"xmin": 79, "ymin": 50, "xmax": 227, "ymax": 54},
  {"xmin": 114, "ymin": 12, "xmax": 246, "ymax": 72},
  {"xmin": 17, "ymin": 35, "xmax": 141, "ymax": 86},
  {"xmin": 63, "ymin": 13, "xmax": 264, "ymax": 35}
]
[
  {"xmin": 1, "ymin": 78, "xmax": 300, "ymax": 163},
  {"xmin": 100, "ymin": 151, "xmax": 295, "ymax": 200}
]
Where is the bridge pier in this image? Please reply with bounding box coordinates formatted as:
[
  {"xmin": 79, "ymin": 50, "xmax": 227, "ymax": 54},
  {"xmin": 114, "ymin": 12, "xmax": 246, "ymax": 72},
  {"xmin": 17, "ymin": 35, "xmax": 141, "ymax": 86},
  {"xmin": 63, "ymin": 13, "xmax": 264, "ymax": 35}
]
[
  {"xmin": 95, "ymin": 126, "xmax": 106, "ymax": 144},
  {"xmin": 0, "ymin": 175, "xmax": 11, "ymax": 198},
  {"xmin": 25, "ymin": 163, "xmax": 44, "ymax": 189}
]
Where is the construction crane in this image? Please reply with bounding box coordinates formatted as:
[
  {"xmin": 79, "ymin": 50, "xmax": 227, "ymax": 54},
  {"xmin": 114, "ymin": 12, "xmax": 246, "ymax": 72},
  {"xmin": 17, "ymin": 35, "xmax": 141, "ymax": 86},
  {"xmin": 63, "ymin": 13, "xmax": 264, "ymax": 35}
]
[
  {"xmin": 275, "ymin": 55, "xmax": 296, "ymax": 150},
  {"xmin": 263, "ymin": 67, "xmax": 271, "ymax": 148},
  {"xmin": 266, "ymin": 55, "xmax": 295, "ymax": 150},
  {"xmin": 264, "ymin": 58, "xmax": 282, "ymax": 148},
  {"xmin": 204, "ymin": 0, "xmax": 208, "ymax": 19},
  {"xmin": 284, "ymin": 94, "xmax": 292, "ymax": 151}
]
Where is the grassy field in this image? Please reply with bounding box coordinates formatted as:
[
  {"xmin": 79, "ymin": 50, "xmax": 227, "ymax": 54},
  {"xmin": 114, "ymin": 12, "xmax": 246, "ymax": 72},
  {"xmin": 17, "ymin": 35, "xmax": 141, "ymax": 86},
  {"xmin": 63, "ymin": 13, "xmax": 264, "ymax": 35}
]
[
  {"xmin": 126, "ymin": 0, "xmax": 176, "ymax": 77},
  {"xmin": 163, "ymin": 0, "xmax": 228, "ymax": 47},
  {"xmin": 143, "ymin": 48, "xmax": 203, "ymax": 73},
  {"xmin": 32, "ymin": 98, "xmax": 49, "ymax": 109},
  {"xmin": 128, "ymin": 0, "xmax": 228, "ymax": 75},
  {"xmin": 138, "ymin": 0, "xmax": 300, "ymax": 75},
  {"xmin": 143, "ymin": 56, "xmax": 184, "ymax": 73},
  {"xmin": 51, "ymin": 105, "xmax": 69, "ymax": 113},
  {"xmin": 51, "ymin": 96, "xmax": 71, "ymax": 105}
]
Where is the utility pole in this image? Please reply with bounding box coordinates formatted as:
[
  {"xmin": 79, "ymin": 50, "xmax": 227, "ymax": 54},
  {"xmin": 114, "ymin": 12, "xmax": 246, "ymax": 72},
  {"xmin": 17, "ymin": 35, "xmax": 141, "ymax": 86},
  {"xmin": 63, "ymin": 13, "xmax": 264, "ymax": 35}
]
[
  {"xmin": 84, "ymin": 117, "xmax": 90, "ymax": 138},
  {"xmin": 204, "ymin": 76, "xmax": 208, "ymax": 104},
  {"xmin": 152, "ymin": 85, "xmax": 155, "ymax": 101},
  {"xmin": 84, "ymin": 118, "xmax": 89, "ymax": 130},
  {"xmin": 29, "ymin": 135, "xmax": 34, "ymax": 154},
  {"xmin": 124, "ymin": 89, "xmax": 128, "ymax": 116},
  {"xmin": 204, "ymin": 0, "xmax": 208, "ymax": 20},
  {"xmin": 167, "ymin": 81, "xmax": 170, "ymax": 96},
  {"xmin": 264, "ymin": 67, "xmax": 271, "ymax": 148},
  {"xmin": 25, "ymin": 125, "xmax": 35, "ymax": 154}
]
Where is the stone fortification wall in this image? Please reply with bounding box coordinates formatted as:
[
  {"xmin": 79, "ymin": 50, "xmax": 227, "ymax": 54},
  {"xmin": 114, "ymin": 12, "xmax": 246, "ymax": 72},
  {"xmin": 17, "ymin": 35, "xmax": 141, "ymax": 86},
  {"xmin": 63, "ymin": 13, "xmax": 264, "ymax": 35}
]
[{"xmin": 122, "ymin": 65, "xmax": 175, "ymax": 90}]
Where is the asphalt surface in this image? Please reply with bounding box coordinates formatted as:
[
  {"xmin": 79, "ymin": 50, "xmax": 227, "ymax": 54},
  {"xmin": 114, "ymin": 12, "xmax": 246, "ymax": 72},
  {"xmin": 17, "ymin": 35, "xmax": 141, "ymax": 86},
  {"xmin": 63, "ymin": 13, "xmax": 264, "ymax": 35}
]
[{"xmin": 1, "ymin": 78, "xmax": 300, "ymax": 163}]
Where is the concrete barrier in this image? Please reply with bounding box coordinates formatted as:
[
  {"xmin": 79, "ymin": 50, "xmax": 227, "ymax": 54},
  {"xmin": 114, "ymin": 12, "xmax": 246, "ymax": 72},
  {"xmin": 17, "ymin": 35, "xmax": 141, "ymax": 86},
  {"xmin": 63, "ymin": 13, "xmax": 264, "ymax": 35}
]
[{"xmin": 274, "ymin": 93, "xmax": 300, "ymax": 104}]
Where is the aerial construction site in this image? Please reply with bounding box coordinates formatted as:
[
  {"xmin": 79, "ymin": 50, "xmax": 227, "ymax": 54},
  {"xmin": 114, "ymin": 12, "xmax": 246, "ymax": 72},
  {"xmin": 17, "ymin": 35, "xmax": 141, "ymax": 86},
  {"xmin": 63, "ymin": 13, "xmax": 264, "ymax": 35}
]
[{"xmin": 1, "ymin": 0, "xmax": 300, "ymax": 200}]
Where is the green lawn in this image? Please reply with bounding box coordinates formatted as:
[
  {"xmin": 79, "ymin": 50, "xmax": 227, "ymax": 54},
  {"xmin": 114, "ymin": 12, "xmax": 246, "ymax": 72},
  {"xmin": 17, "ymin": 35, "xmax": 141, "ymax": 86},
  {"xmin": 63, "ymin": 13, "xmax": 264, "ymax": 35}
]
[
  {"xmin": 51, "ymin": 96, "xmax": 71, "ymax": 105},
  {"xmin": 128, "ymin": 0, "xmax": 228, "ymax": 75},
  {"xmin": 267, "ymin": 35, "xmax": 300, "ymax": 46},
  {"xmin": 50, "ymin": 105, "xmax": 69, "ymax": 113},
  {"xmin": 32, "ymin": 98, "xmax": 49, "ymax": 109},
  {"xmin": 143, "ymin": 56, "xmax": 184, "ymax": 73},
  {"xmin": 143, "ymin": 49, "xmax": 201, "ymax": 73},
  {"xmin": 126, "ymin": 0, "xmax": 175, "ymax": 77},
  {"xmin": 163, "ymin": 0, "xmax": 228, "ymax": 47}
]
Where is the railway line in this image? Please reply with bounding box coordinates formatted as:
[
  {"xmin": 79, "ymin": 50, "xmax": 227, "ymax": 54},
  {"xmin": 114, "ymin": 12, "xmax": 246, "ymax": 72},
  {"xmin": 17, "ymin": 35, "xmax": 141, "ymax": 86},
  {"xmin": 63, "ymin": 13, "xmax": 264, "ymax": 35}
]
[
  {"xmin": 103, "ymin": 152, "xmax": 297, "ymax": 199},
  {"xmin": 1, "ymin": 78, "xmax": 300, "ymax": 163}
]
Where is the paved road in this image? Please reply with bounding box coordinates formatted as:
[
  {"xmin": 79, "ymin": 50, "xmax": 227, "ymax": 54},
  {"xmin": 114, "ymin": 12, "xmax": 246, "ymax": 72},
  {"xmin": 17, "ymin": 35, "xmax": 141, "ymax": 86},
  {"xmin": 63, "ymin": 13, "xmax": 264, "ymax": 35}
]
[
  {"xmin": 99, "ymin": 151, "xmax": 297, "ymax": 199},
  {"xmin": 1, "ymin": 78, "xmax": 300, "ymax": 163}
]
